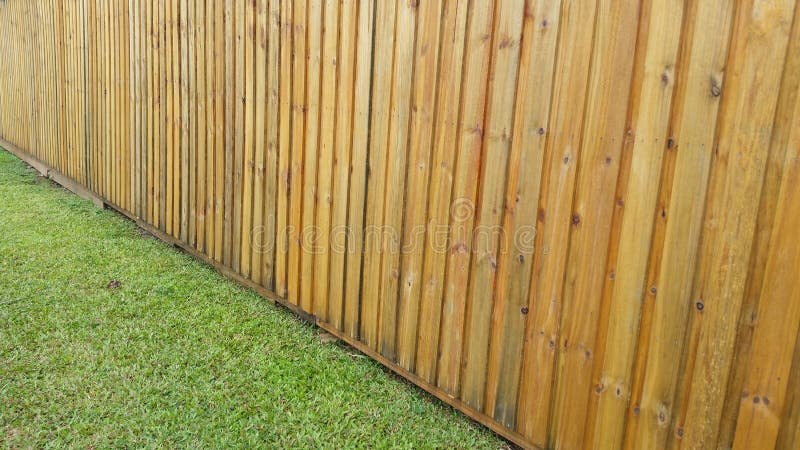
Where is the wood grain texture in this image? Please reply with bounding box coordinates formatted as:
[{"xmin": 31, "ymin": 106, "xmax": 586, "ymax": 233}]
[{"xmin": 3, "ymin": 2, "xmax": 800, "ymax": 449}]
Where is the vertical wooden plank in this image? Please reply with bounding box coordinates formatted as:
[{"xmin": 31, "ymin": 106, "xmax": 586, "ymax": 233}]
[
  {"xmin": 198, "ymin": 0, "xmax": 216, "ymax": 253},
  {"xmin": 196, "ymin": 0, "xmax": 207, "ymax": 252},
  {"xmin": 2, "ymin": 1, "xmax": 8, "ymax": 141},
  {"xmin": 9, "ymin": 0, "xmax": 15, "ymax": 142},
  {"xmin": 28, "ymin": 0, "xmax": 40, "ymax": 159},
  {"xmin": 13, "ymin": 0, "xmax": 20, "ymax": 146},
  {"xmin": 39, "ymin": 0, "xmax": 49, "ymax": 166},
  {"xmin": 23, "ymin": 0, "xmax": 29, "ymax": 148},
  {"xmin": 360, "ymin": 0, "xmax": 397, "ymax": 350},
  {"xmin": 140, "ymin": 1, "xmax": 148, "ymax": 223},
  {"xmin": 44, "ymin": 0, "xmax": 52, "ymax": 161},
  {"xmin": 131, "ymin": 0, "xmax": 141, "ymax": 218},
  {"xmin": 0, "ymin": 2, "xmax": 5, "ymax": 140},
  {"xmin": 680, "ymin": 0, "xmax": 797, "ymax": 447},
  {"xmin": 287, "ymin": 0, "xmax": 307, "ymax": 304},
  {"xmin": 250, "ymin": 0, "xmax": 269, "ymax": 283},
  {"xmin": 1, "ymin": 0, "xmax": 5, "ymax": 133},
  {"xmin": 240, "ymin": 0, "xmax": 255, "ymax": 275},
  {"xmin": 168, "ymin": 0, "xmax": 182, "ymax": 238},
  {"xmin": 19, "ymin": 0, "xmax": 26, "ymax": 148},
  {"xmin": 732, "ymin": 87, "xmax": 800, "ymax": 450},
  {"xmin": 625, "ymin": 1, "xmax": 734, "ymax": 448},
  {"xmin": 56, "ymin": 0, "xmax": 64, "ymax": 170},
  {"xmin": 0, "ymin": 1, "xmax": 7, "ymax": 139},
  {"xmin": 32, "ymin": 0, "xmax": 43, "ymax": 165},
  {"xmin": 31, "ymin": 0, "xmax": 41, "ymax": 160},
  {"xmin": 343, "ymin": 0, "xmax": 375, "ymax": 338},
  {"xmin": 394, "ymin": 0, "xmax": 445, "ymax": 370},
  {"xmin": 120, "ymin": 0, "xmax": 127, "ymax": 207},
  {"xmin": 46, "ymin": 2, "xmax": 54, "ymax": 163},
  {"xmin": 5, "ymin": 1, "xmax": 11, "ymax": 143},
  {"xmin": 158, "ymin": 0, "xmax": 168, "ymax": 229},
  {"xmin": 514, "ymin": 0, "xmax": 597, "ymax": 446},
  {"xmin": 104, "ymin": 0, "xmax": 111, "ymax": 196},
  {"xmin": 54, "ymin": 0, "xmax": 63, "ymax": 170},
  {"xmin": 138, "ymin": 0, "xmax": 146, "ymax": 217},
  {"xmin": 435, "ymin": 0, "xmax": 493, "ymax": 395},
  {"xmin": 122, "ymin": 0, "xmax": 133, "ymax": 211},
  {"xmin": 134, "ymin": 0, "xmax": 142, "ymax": 217},
  {"xmin": 70, "ymin": 0, "xmax": 78, "ymax": 179},
  {"xmin": 16, "ymin": 0, "xmax": 23, "ymax": 148},
  {"xmin": 274, "ymin": 0, "xmax": 293, "ymax": 297},
  {"xmin": 30, "ymin": 0, "xmax": 37, "ymax": 156},
  {"xmin": 482, "ymin": 0, "xmax": 562, "ymax": 428},
  {"xmin": 21, "ymin": 0, "xmax": 30, "ymax": 151},
  {"xmin": 48, "ymin": 0, "xmax": 56, "ymax": 164},
  {"xmin": 459, "ymin": 0, "xmax": 524, "ymax": 410},
  {"xmin": 224, "ymin": 0, "xmax": 235, "ymax": 264},
  {"xmin": 111, "ymin": 0, "xmax": 119, "ymax": 200},
  {"xmin": 188, "ymin": 0, "xmax": 197, "ymax": 246},
  {"xmin": 11, "ymin": 0, "xmax": 20, "ymax": 146},
  {"xmin": 9, "ymin": 0, "xmax": 16, "ymax": 145},
  {"xmin": 214, "ymin": 0, "xmax": 227, "ymax": 262},
  {"xmin": 115, "ymin": 0, "xmax": 123, "ymax": 205},
  {"xmin": 98, "ymin": 2, "xmax": 109, "ymax": 196},
  {"xmin": 328, "ymin": 0, "xmax": 358, "ymax": 332},
  {"xmin": 261, "ymin": 0, "xmax": 280, "ymax": 286},
  {"xmin": 100, "ymin": 0, "xmax": 108, "ymax": 198},
  {"xmin": 52, "ymin": 0, "xmax": 59, "ymax": 164},
  {"xmin": 41, "ymin": 0, "xmax": 50, "ymax": 162},
  {"xmin": 57, "ymin": 0, "xmax": 67, "ymax": 176},
  {"xmin": 73, "ymin": 1, "xmax": 81, "ymax": 182},
  {"xmin": 6, "ymin": 0, "xmax": 12, "ymax": 139},
  {"xmin": 66, "ymin": 0, "xmax": 76, "ymax": 179},
  {"xmin": 180, "ymin": 0, "xmax": 190, "ymax": 242},
  {"xmin": 5, "ymin": 0, "xmax": 10, "ymax": 141},
  {"xmin": 146, "ymin": 1, "xmax": 154, "ymax": 227},
  {"xmin": 114, "ymin": 2, "xmax": 125, "ymax": 202},
  {"xmin": 172, "ymin": 0, "xmax": 183, "ymax": 238},
  {"xmin": 63, "ymin": 0, "xmax": 72, "ymax": 178},
  {"xmin": 376, "ymin": 0, "xmax": 417, "ymax": 361},
  {"xmin": 232, "ymin": 0, "xmax": 245, "ymax": 270},
  {"xmin": 719, "ymin": 6, "xmax": 800, "ymax": 445},
  {"xmin": 313, "ymin": 0, "xmax": 339, "ymax": 320},
  {"xmin": 159, "ymin": 0, "xmax": 173, "ymax": 233},
  {"xmin": 83, "ymin": 0, "xmax": 91, "ymax": 186},
  {"xmin": 36, "ymin": 0, "xmax": 46, "ymax": 165},
  {"xmin": 567, "ymin": 0, "xmax": 645, "ymax": 445},
  {"xmin": 587, "ymin": 1, "xmax": 684, "ymax": 448},
  {"xmin": 99, "ymin": 2, "xmax": 110, "ymax": 196},
  {"xmin": 109, "ymin": 0, "xmax": 116, "ymax": 201},
  {"xmin": 300, "ymin": 0, "xmax": 321, "ymax": 314},
  {"xmin": 165, "ymin": 0, "xmax": 175, "ymax": 232},
  {"xmin": 151, "ymin": 0, "xmax": 161, "ymax": 226},
  {"xmin": 0, "ymin": 1, "xmax": 7, "ymax": 141},
  {"xmin": 40, "ymin": 0, "xmax": 48, "ymax": 160},
  {"xmin": 43, "ymin": 2, "xmax": 54, "ymax": 165},
  {"xmin": 414, "ymin": 0, "xmax": 469, "ymax": 384}
]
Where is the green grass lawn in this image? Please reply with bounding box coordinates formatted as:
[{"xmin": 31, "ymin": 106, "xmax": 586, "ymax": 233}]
[{"xmin": 0, "ymin": 149, "xmax": 505, "ymax": 449}]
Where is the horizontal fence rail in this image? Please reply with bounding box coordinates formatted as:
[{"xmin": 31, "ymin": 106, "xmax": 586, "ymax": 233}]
[{"xmin": 2, "ymin": 1, "xmax": 800, "ymax": 448}]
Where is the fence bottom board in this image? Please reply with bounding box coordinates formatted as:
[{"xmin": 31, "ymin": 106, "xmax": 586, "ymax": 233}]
[{"xmin": 0, "ymin": 138, "xmax": 535, "ymax": 450}]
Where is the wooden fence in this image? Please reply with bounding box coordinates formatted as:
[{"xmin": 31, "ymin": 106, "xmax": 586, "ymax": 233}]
[{"xmin": 2, "ymin": 1, "xmax": 800, "ymax": 448}]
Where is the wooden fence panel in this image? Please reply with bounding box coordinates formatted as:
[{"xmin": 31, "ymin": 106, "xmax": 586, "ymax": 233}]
[{"xmin": 2, "ymin": 1, "xmax": 800, "ymax": 448}]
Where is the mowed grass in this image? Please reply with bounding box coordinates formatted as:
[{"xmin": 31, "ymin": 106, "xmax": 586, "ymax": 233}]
[{"xmin": 0, "ymin": 149, "xmax": 505, "ymax": 449}]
